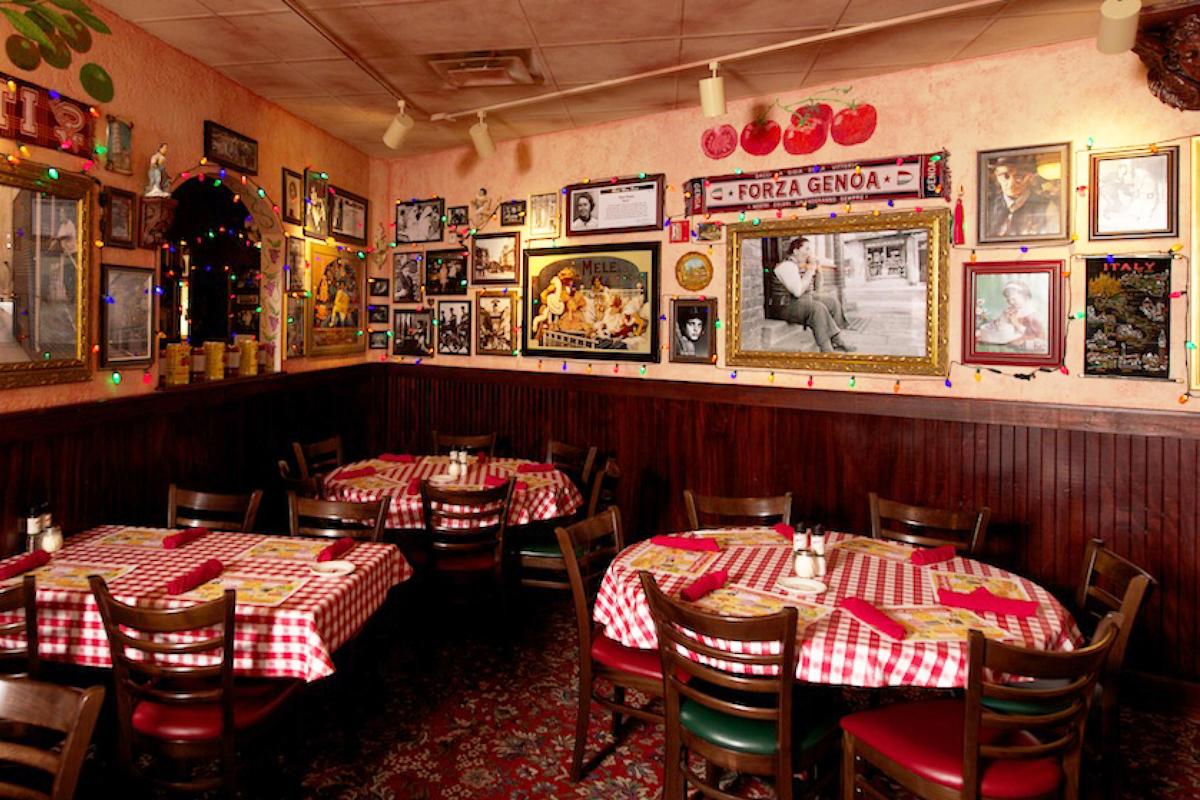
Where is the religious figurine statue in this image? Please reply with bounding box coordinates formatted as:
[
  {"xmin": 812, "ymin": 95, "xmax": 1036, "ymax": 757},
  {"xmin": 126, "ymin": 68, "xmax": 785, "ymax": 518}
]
[{"xmin": 144, "ymin": 143, "xmax": 171, "ymax": 197}]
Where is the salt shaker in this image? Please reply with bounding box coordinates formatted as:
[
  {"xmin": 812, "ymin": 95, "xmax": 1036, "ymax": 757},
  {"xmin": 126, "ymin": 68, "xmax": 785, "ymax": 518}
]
[
  {"xmin": 40, "ymin": 526, "xmax": 62, "ymax": 553},
  {"xmin": 810, "ymin": 532, "xmax": 826, "ymax": 556},
  {"xmin": 794, "ymin": 550, "xmax": 816, "ymax": 579},
  {"xmin": 447, "ymin": 457, "xmax": 461, "ymax": 480}
]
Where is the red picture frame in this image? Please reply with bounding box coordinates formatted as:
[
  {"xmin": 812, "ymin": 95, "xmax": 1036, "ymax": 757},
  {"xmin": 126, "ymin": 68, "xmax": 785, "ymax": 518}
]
[{"xmin": 962, "ymin": 260, "xmax": 1063, "ymax": 368}]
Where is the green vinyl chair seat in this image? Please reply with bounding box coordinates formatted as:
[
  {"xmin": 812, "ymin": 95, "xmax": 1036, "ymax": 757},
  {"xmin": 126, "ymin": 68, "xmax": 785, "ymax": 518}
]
[
  {"xmin": 980, "ymin": 677, "xmax": 1076, "ymax": 715},
  {"xmin": 679, "ymin": 697, "xmax": 840, "ymax": 757}
]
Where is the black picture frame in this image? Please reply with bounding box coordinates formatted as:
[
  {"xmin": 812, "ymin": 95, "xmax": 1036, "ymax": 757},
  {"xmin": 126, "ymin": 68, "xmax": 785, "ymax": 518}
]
[
  {"xmin": 563, "ymin": 174, "xmax": 665, "ymax": 237},
  {"xmin": 500, "ymin": 200, "xmax": 527, "ymax": 227},
  {"xmin": 392, "ymin": 251, "xmax": 423, "ymax": 302},
  {"xmin": 395, "ymin": 197, "xmax": 445, "ymax": 244},
  {"xmin": 203, "ymin": 120, "xmax": 258, "ymax": 175},
  {"xmin": 100, "ymin": 264, "xmax": 155, "ymax": 367},
  {"xmin": 368, "ymin": 277, "xmax": 390, "ymax": 297},
  {"xmin": 330, "ymin": 186, "xmax": 369, "ymax": 247},
  {"xmin": 393, "ymin": 308, "xmax": 433, "ymax": 356},
  {"xmin": 102, "ymin": 187, "xmax": 136, "ymax": 249},
  {"xmin": 281, "ymin": 168, "xmax": 303, "ymax": 225},
  {"xmin": 303, "ymin": 169, "xmax": 330, "ymax": 240},
  {"xmin": 286, "ymin": 236, "xmax": 306, "ymax": 293},
  {"xmin": 670, "ymin": 298, "xmax": 718, "ymax": 365},
  {"xmin": 436, "ymin": 299, "xmax": 472, "ymax": 356},
  {"xmin": 424, "ymin": 249, "xmax": 468, "ymax": 296},
  {"xmin": 368, "ymin": 330, "xmax": 389, "ymax": 350},
  {"xmin": 367, "ymin": 304, "xmax": 389, "ymax": 324}
]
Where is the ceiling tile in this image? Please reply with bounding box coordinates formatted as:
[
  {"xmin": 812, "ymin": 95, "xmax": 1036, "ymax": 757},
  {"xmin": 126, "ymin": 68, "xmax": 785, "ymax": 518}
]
[
  {"xmin": 135, "ymin": 17, "xmax": 259, "ymax": 64},
  {"xmin": 310, "ymin": 7, "xmax": 401, "ymax": 61},
  {"xmin": 215, "ymin": 62, "xmax": 324, "ymax": 99},
  {"xmin": 682, "ymin": 0, "xmax": 847, "ymax": 35},
  {"xmin": 199, "ymin": 0, "xmax": 289, "ymax": 13},
  {"xmin": 721, "ymin": 71, "xmax": 815, "ymax": 102},
  {"xmin": 811, "ymin": 14, "xmax": 992, "ymax": 69},
  {"xmin": 560, "ymin": 77, "xmax": 678, "ymax": 114},
  {"xmin": 289, "ymin": 59, "xmax": 390, "ymax": 95},
  {"xmin": 540, "ymin": 40, "xmax": 680, "ymax": 84},
  {"xmin": 519, "ymin": 0, "xmax": 683, "ymax": 45},
  {"xmin": 102, "ymin": 0, "xmax": 211, "ymax": 22},
  {"xmin": 364, "ymin": 55, "xmax": 448, "ymax": 95},
  {"xmin": 364, "ymin": 0, "xmax": 535, "ymax": 55},
  {"xmin": 680, "ymin": 32, "xmax": 822, "ymax": 72},
  {"xmin": 838, "ymin": 0, "xmax": 996, "ymax": 26},
  {"xmin": 408, "ymin": 85, "xmax": 560, "ymax": 117},
  {"xmin": 211, "ymin": 11, "xmax": 346, "ymax": 63},
  {"xmin": 956, "ymin": 11, "xmax": 1098, "ymax": 59}
]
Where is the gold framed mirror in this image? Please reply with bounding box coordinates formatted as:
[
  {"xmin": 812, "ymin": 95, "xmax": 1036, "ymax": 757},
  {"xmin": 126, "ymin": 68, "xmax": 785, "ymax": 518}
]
[{"xmin": 0, "ymin": 161, "xmax": 92, "ymax": 389}]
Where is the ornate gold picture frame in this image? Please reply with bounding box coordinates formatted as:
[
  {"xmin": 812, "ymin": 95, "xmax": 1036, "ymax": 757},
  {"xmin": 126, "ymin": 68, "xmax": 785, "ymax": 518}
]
[{"xmin": 726, "ymin": 208, "xmax": 949, "ymax": 375}]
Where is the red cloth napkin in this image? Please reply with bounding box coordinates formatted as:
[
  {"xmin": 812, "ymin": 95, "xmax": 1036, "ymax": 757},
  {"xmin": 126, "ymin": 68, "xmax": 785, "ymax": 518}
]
[
  {"xmin": 483, "ymin": 476, "xmax": 527, "ymax": 491},
  {"xmin": 333, "ymin": 466, "xmax": 376, "ymax": 481},
  {"xmin": 910, "ymin": 545, "xmax": 957, "ymax": 566},
  {"xmin": 681, "ymin": 570, "xmax": 729, "ymax": 602},
  {"xmin": 165, "ymin": 559, "xmax": 223, "ymax": 595},
  {"xmin": 0, "ymin": 550, "xmax": 49, "ymax": 581},
  {"xmin": 317, "ymin": 537, "xmax": 356, "ymax": 562},
  {"xmin": 650, "ymin": 535, "xmax": 720, "ymax": 552},
  {"xmin": 772, "ymin": 523, "xmax": 795, "ymax": 541},
  {"xmin": 378, "ymin": 453, "xmax": 415, "ymax": 463},
  {"xmin": 516, "ymin": 463, "xmax": 554, "ymax": 474},
  {"xmin": 937, "ymin": 587, "xmax": 1039, "ymax": 618},
  {"xmin": 475, "ymin": 452, "xmax": 488, "ymax": 464},
  {"xmin": 162, "ymin": 528, "xmax": 209, "ymax": 550},
  {"xmin": 839, "ymin": 598, "xmax": 906, "ymax": 640},
  {"xmin": 407, "ymin": 477, "xmax": 422, "ymax": 495}
]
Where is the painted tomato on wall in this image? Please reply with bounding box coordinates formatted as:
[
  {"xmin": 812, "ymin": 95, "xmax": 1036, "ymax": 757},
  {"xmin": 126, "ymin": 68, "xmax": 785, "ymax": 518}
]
[
  {"xmin": 740, "ymin": 116, "xmax": 781, "ymax": 156},
  {"xmin": 700, "ymin": 124, "xmax": 738, "ymax": 160},
  {"xmin": 782, "ymin": 103, "xmax": 831, "ymax": 155},
  {"xmin": 830, "ymin": 103, "xmax": 878, "ymax": 146}
]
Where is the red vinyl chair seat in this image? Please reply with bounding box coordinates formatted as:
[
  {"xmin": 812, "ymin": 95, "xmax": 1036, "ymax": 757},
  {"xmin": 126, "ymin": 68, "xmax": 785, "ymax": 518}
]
[
  {"xmin": 590, "ymin": 633, "xmax": 662, "ymax": 682},
  {"xmin": 131, "ymin": 681, "xmax": 297, "ymax": 742},
  {"xmin": 840, "ymin": 699, "xmax": 1062, "ymax": 799}
]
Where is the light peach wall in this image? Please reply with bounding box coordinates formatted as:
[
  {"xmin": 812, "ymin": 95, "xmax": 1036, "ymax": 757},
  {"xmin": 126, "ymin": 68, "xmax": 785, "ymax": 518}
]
[
  {"xmin": 0, "ymin": 1, "xmax": 374, "ymax": 414},
  {"xmin": 378, "ymin": 39, "xmax": 1197, "ymax": 413}
]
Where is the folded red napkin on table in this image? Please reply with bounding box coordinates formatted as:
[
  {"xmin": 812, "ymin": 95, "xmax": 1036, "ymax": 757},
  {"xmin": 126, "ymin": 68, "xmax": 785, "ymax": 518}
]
[
  {"xmin": 772, "ymin": 523, "xmax": 795, "ymax": 541},
  {"xmin": 839, "ymin": 597, "xmax": 906, "ymax": 640},
  {"xmin": 516, "ymin": 463, "xmax": 555, "ymax": 474},
  {"xmin": 475, "ymin": 452, "xmax": 488, "ymax": 464},
  {"xmin": 650, "ymin": 535, "xmax": 720, "ymax": 552},
  {"xmin": 937, "ymin": 587, "xmax": 1039, "ymax": 618},
  {"xmin": 483, "ymin": 476, "xmax": 527, "ymax": 491},
  {"xmin": 910, "ymin": 545, "xmax": 957, "ymax": 566},
  {"xmin": 407, "ymin": 477, "xmax": 422, "ymax": 495},
  {"xmin": 378, "ymin": 453, "xmax": 415, "ymax": 463},
  {"xmin": 166, "ymin": 559, "xmax": 223, "ymax": 595},
  {"xmin": 162, "ymin": 527, "xmax": 209, "ymax": 550},
  {"xmin": 333, "ymin": 466, "xmax": 376, "ymax": 481},
  {"xmin": 681, "ymin": 569, "xmax": 729, "ymax": 602},
  {"xmin": 0, "ymin": 550, "xmax": 49, "ymax": 581},
  {"xmin": 318, "ymin": 537, "xmax": 356, "ymax": 562}
]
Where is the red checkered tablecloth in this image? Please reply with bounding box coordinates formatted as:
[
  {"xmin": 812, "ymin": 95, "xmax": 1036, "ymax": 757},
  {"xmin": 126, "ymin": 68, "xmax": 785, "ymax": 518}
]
[
  {"xmin": 0, "ymin": 526, "xmax": 412, "ymax": 682},
  {"xmin": 323, "ymin": 456, "xmax": 584, "ymax": 529},
  {"xmin": 594, "ymin": 529, "xmax": 1082, "ymax": 688}
]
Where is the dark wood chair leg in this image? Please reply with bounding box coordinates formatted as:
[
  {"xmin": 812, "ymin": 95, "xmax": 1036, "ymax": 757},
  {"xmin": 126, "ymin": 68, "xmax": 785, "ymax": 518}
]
[
  {"xmin": 841, "ymin": 733, "xmax": 856, "ymax": 800},
  {"xmin": 611, "ymin": 685, "xmax": 625, "ymax": 738},
  {"xmin": 1101, "ymin": 694, "xmax": 1121, "ymax": 800},
  {"xmin": 570, "ymin": 666, "xmax": 593, "ymax": 782},
  {"xmin": 663, "ymin": 727, "xmax": 684, "ymax": 799}
]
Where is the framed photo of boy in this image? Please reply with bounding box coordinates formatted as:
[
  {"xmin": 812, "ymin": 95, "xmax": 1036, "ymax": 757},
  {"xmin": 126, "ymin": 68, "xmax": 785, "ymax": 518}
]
[
  {"xmin": 671, "ymin": 298, "xmax": 717, "ymax": 364},
  {"xmin": 962, "ymin": 260, "xmax": 1063, "ymax": 368},
  {"xmin": 1089, "ymin": 146, "xmax": 1178, "ymax": 240},
  {"xmin": 976, "ymin": 143, "xmax": 1070, "ymax": 245}
]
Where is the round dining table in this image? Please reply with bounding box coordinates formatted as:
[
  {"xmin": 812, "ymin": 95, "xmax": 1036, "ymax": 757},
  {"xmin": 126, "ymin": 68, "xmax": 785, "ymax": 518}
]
[
  {"xmin": 593, "ymin": 528, "xmax": 1081, "ymax": 688},
  {"xmin": 322, "ymin": 454, "xmax": 585, "ymax": 530}
]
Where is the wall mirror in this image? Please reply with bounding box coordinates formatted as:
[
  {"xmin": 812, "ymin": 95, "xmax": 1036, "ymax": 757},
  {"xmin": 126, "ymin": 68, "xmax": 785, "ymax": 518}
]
[{"xmin": 0, "ymin": 162, "xmax": 92, "ymax": 388}]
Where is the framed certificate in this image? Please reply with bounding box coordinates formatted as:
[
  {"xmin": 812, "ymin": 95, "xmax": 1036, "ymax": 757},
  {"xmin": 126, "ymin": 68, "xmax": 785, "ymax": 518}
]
[{"xmin": 563, "ymin": 174, "xmax": 664, "ymax": 236}]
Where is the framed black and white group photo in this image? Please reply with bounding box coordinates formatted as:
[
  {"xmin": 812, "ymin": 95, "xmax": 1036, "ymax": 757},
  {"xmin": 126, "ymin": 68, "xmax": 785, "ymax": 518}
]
[{"xmin": 395, "ymin": 197, "xmax": 445, "ymax": 244}]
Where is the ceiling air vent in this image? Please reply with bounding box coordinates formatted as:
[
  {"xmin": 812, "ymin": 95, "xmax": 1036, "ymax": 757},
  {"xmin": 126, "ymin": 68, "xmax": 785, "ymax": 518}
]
[{"xmin": 426, "ymin": 50, "xmax": 541, "ymax": 88}]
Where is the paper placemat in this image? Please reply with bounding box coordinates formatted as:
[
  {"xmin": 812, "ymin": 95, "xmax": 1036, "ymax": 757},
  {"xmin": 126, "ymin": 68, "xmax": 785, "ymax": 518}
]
[
  {"xmin": 692, "ymin": 583, "xmax": 832, "ymax": 625},
  {"xmin": 929, "ymin": 571, "xmax": 1032, "ymax": 602},
  {"xmin": 704, "ymin": 529, "xmax": 793, "ymax": 547},
  {"xmin": 628, "ymin": 546, "xmax": 719, "ymax": 577},
  {"xmin": 831, "ymin": 536, "xmax": 915, "ymax": 562},
  {"xmin": 239, "ymin": 538, "xmax": 330, "ymax": 562},
  {"xmin": 27, "ymin": 562, "xmax": 136, "ymax": 590},
  {"xmin": 182, "ymin": 574, "xmax": 310, "ymax": 607},
  {"xmin": 94, "ymin": 528, "xmax": 173, "ymax": 548},
  {"xmin": 887, "ymin": 605, "xmax": 1014, "ymax": 643}
]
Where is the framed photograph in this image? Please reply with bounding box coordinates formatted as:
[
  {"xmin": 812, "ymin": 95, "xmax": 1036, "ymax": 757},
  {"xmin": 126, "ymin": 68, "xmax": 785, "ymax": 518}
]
[
  {"xmin": 564, "ymin": 174, "xmax": 665, "ymax": 237},
  {"xmin": 307, "ymin": 243, "xmax": 364, "ymax": 357},
  {"xmin": 1085, "ymin": 255, "xmax": 1171, "ymax": 379},
  {"xmin": 281, "ymin": 168, "xmax": 303, "ymax": 226},
  {"xmin": 522, "ymin": 242, "xmax": 660, "ymax": 362},
  {"xmin": 286, "ymin": 296, "xmax": 306, "ymax": 357},
  {"xmin": 726, "ymin": 209, "xmax": 949, "ymax": 375},
  {"xmin": 330, "ymin": 186, "xmax": 369, "ymax": 247},
  {"xmin": 527, "ymin": 192, "xmax": 559, "ymax": 238},
  {"xmin": 104, "ymin": 115, "xmax": 133, "ymax": 175},
  {"xmin": 395, "ymin": 197, "xmax": 444, "ymax": 244},
  {"xmin": 392, "ymin": 250, "xmax": 423, "ymax": 302},
  {"xmin": 393, "ymin": 308, "xmax": 433, "ymax": 357},
  {"xmin": 368, "ymin": 330, "xmax": 389, "ymax": 350},
  {"xmin": 424, "ymin": 249, "xmax": 468, "ymax": 296},
  {"xmin": 672, "ymin": 298, "xmax": 717, "ymax": 364},
  {"xmin": 100, "ymin": 264, "xmax": 154, "ymax": 367},
  {"xmin": 367, "ymin": 304, "xmax": 389, "ymax": 324},
  {"xmin": 977, "ymin": 143, "xmax": 1070, "ymax": 245},
  {"xmin": 139, "ymin": 197, "xmax": 176, "ymax": 249},
  {"xmin": 963, "ymin": 260, "xmax": 1063, "ymax": 368},
  {"xmin": 447, "ymin": 205, "xmax": 469, "ymax": 227},
  {"xmin": 368, "ymin": 277, "xmax": 390, "ymax": 298},
  {"xmin": 477, "ymin": 290, "xmax": 518, "ymax": 356},
  {"xmin": 203, "ymin": 120, "xmax": 258, "ymax": 175},
  {"xmin": 696, "ymin": 222, "xmax": 724, "ymax": 242},
  {"xmin": 286, "ymin": 236, "xmax": 306, "ymax": 293},
  {"xmin": 500, "ymin": 200, "xmax": 526, "ymax": 227},
  {"xmin": 1090, "ymin": 146, "xmax": 1178, "ymax": 239},
  {"xmin": 102, "ymin": 187, "xmax": 136, "ymax": 249},
  {"xmin": 668, "ymin": 219, "xmax": 691, "ymax": 243},
  {"xmin": 303, "ymin": 169, "xmax": 330, "ymax": 240},
  {"xmin": 471, "ymin": 232, "xmax": 520, "ymax": 285},
  {"xmin": 437, "ymin": 299, "xmax": 471, "ymax": 356},
  {"xmin": 675, "ymin": 251, "xmax": 713, "ymax": 292}
]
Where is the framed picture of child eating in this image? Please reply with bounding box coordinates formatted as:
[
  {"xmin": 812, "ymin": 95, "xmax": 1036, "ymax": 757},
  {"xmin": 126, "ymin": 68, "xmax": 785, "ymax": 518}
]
[{"xmin": 962, "ymin": 260, "xmax": 1063, "ymax": 368}]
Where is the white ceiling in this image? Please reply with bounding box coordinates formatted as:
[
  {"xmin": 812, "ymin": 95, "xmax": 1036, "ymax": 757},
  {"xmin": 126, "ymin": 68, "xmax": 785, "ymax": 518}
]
[{"xmin": 101, "ymin": 0, "xmax": 1119, "ymax": 158}]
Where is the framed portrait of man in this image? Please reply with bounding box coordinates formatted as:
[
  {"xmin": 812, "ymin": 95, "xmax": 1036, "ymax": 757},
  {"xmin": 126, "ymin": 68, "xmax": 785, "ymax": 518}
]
[
  {"xmin": 962, "ymin": 260, "xmax": 1063, "ymax": 368},
  {"xmin": 1089, "ymin": 146, "xmax": 1178, "ymax": 239},
  {"xmin": 281, "ymin": 168, "xmax": 303, "ymax": 226},
  {"xmin": 102, "ymin": 188, "xmax": 136, "ymax": 249},
  {"xmin": 563, "ymin": 175, "xmax": 665, "ymax": 236},
  {"xmin": 671, "ymin": 298, "xmax": 717, "ymax": 364},
  {"xmin": 976, "ymin": 143, "xmax": 1070, "ymax": 245}
]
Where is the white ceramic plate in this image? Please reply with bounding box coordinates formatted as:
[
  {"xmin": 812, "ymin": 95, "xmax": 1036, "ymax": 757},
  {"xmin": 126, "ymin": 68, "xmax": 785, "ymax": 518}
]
[
  {"xmin": 776, "ymin": 576, "xmax": 827, "ymax": 595},
  {"xmin": 428, "ymin": 474, "xmax": 455, "ymax": 486},
  {"xmin": 308, "ymin": 560, "xmax": 356, "ymax": 577}
]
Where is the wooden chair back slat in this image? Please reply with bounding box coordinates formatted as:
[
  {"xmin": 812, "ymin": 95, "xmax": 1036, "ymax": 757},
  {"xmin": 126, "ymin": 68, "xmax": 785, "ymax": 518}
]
[
  {"xmin": 277, "ymin": 459, "xmax": 322, "ymax": 499},
  {"xmin": 1075, "ymin": 538, "xmax": 1155, "ymax": 673},
  {"xmin": 420, "ymin": 481, "xmax": 514, "ymax": 567},
  {"xmin": 167, "ymin": 484, "xmax": 262, "ymax": 533},
  {"xmin": 545, "ymin": 441, "xmax": 598, "ymax": 491},
  {"xmin": 0, "ymin": 678, "xmax": 104, "ymax": 800},
  {"xmin": 291, "ymin": 435, "xmax": 344, "ymax": 480},
  {"xmin": 431, "ymin": 431, "xmax": 497, "ymax": 456},
  {"xmin": 586, "ymin": 458, "xmax": 621, "ymax": 519},
  {"xmin": 869, "ymin": 492, "xmax": 989, "ymax": 555},
  {"xmin": 555, "ymin": 508, "xmax": 625, "ymax": 657},
  {"xmin": 683, "ymin": 490, "xmax": 792, "ymax": 530},
  {"xmin": 0, "ymin": 577, "xmax": 37, "ymax": 677},
  {"xmin": 287, "ymin": 494, "xmax": 386, "ymax": 542}
]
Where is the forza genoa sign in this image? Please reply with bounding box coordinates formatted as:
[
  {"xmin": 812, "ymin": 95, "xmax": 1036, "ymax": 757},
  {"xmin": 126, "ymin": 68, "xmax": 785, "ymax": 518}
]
[{"xmin": 684, "ymin": 152, "xmax": 950, "ymax": 216}]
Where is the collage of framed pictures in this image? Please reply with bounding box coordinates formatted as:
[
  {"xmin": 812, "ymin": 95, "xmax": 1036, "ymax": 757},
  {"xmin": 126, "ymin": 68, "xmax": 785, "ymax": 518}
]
[
  {"xmin": 962, "ymin": 260, "xmax": 1063, "ymax": 368},
  {"xmin": 976, "ymin": 143, "xmax": 1070, "ymax": 245},
  {"xmin": 393, "ymin": 308, "xmax": 433, "ymax": 356},
  {"xmin": 471, "ymin": 232, "xmax": 519, "ymax": 285},
  {"xmin": 396, "ymin": 197, "xmax": 444, "ymax": 244},
  {"xmin": 102, "ymin": 188, "xmax": 136, "ymax": 249},
  {"xmin": 281, "ymin": 168, "xmax": 304, "ymax": 226},
  {"xmin": 307, "ymin": 243, "xmax": 364, "ymax": 357},
  {"xmin": 671, "ymin": 298, "xmax": 717, "ymax": 364},
  {"xmin": 563, "ymin": 174, "xmax": 664, "ymax": 237},
  {"xmin": 1089, "ymin": 146, "xmax": 1178, "ymax": 240},
  {"xmin": 331, "ymin": 186, "xmax": 369, "ymax": 246},
  {"xmin": 304, "ymin": 169, "xmax": 330, "ymax": 240},
  {"xmin": 99, "ymin": 264, "xmax": 155, "ymax": 367},
  {"xmin": 477, "ymin": 290, "xmax": 518, "ymax": 356},
  {"xmin": 203, "ymin": 121, "xmax": 258, "ymax": 175},
  {"xmin": 437, "ymin": 300, "xmax": 471, "ymax": 356}
]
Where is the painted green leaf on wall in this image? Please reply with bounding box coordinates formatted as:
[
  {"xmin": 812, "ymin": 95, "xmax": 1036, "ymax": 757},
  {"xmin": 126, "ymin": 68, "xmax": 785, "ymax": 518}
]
[{"xmin": 0, "ymin": 0, "xmax": 113, "ymax": 100}]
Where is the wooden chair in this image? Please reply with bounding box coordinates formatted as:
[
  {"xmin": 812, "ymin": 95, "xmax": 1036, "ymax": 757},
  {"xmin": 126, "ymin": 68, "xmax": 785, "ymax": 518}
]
[
  {"xmin": 586, "ymin": 458, "xmax": 621, "ymax": 519},
  {"xmin": 291, "ymin": 435, "xmax": 344, "ymax": 480},
  {"xmin": 167, "ymin": 484, "xmax": 263, "ymax": 533},
  {"xmin": 419, "ymin": 480, "xmax": 514, "ymax": 596},
  {"xmin": 0, "ymin": 576, "xmax": 37, "ymax": 677},
  {"xmin": 683, "ymin": 490, "xmax": 793, "ymax": 530},
  {"xmin": 841, "ymin": 613, "xmax": 1122, "ymax": 800},
  {"xmin": 639, "ymin": 571, "xmax": 839, "ymax": 800},
  {"xmin": 0, "ymin": 678, "xmax": 104, "ymax": 800},
  {"xmin": 88, "ymin": 576, "xmax": 298, "ymax": 795},
  {"xmin": 277, "ymin": 459, "xmax": 322, "ymax": 499},
  {"xmin": 287, "ymin": 493, "xmax": 386, "ymax": 543},
  {"xmin": 431, "ymin": 431, "xmax": 497, "ymax": 457},
  {"xmin": 558, "ymin": 510, "xmax": 663, "ymax": 781},
  {"xmin": 545, "ymin": 440, "xmax": 598, "ymax": 492},
  {"xmin": 868, "ymin": 492, "xmax": 990, "ymax": 555}
]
